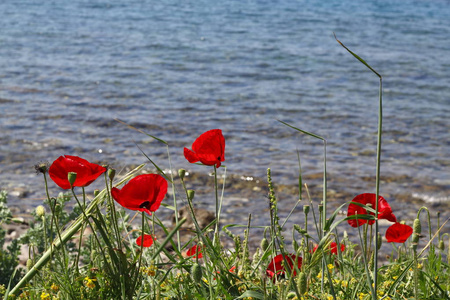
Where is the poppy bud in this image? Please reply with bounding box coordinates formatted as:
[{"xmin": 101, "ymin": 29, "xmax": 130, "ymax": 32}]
[
  {"xmin": 187, "ymin": 190, "xmax": 195, "ymax": 201},
  {"xmin": 438, "ymin": 240, "xmax": 445, "ymax": 251},
  {"xmin": 34, "ymin": 161, "xmax": 49, "ymax": 174},
  {"xmin": 108, "ymin": 168, "xmax": 116, "ymax": 181},
  {"xmin": 412, "ymin": 233, "xmax": 420, "ymax": 243},
  {"xmin": 413, "ymin": 218, "xmax": 421, "ymax": 235},
  {"xmin": 191, "ymin": 263, "xmax": 202, "ymax": 283},
  {"xmin": 94, "ymin": 189, "xmax": 100, "ymax": 197},
  {"xmin": 287, "ymin": 291, "xmax": 297, "ymax": 299},
  {"xmin": 26, "ymin": 259, "xmax": 33, "ymax": 271},
  {"xmin": 318, "ymin": 204, "xmax": 323, "ymax": 214},
  {"xmin": 260, "ymin": 237, "xmax": 269, "ymax": 252},
  {"xmin": 303, "ymin": 205, "xmax": 310, "ymax": 216},
  {"xmin": 35, "ymin": 205, "xmax": 46, "ymax": 217},
  {"xmin": 178, "ymin": 169, "xmax": 186, "ymax": 180},
  {"xmin": 67, "ymin": 172, "xmax": 77, "ymax": 187},
  {"xmin": 298, "ymin": 272, "xmax": 307, "ymax": 295}
]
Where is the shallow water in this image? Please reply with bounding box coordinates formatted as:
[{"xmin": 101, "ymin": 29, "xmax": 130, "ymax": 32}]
[{"xmin": 0, "ymin": 0, "xmax": 449, "ymax": 222}]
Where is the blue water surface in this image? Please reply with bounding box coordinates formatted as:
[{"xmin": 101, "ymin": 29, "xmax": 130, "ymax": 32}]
[{"xmin": 0, "ymin": 0, "xmax": 449, "ymax": 211}]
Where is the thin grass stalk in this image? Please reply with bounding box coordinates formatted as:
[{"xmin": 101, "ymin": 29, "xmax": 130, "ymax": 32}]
[
  {"xmin": 335, "ymin": 34, "xmax": 383, "ymax": 299},
  {"xmin": 305, "ymin": 184, "xmax": 321, "ymax": 238},
  {"xmin": 166, "ymin": 146, "xmax": 181, "ymax": 252}
]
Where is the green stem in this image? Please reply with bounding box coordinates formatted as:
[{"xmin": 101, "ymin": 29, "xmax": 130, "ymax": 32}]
[
  {"xmin": 335, "ymin": 34, "xmax": 383, "ymax": 300},
  {"xmin": 213, "ymin": 165, "xmax": 220, "ymax": 246}
]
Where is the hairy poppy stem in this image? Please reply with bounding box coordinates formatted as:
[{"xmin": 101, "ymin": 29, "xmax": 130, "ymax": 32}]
[{"xmin": 213, "ymin": 165, "xmax": 220, "ymax": 246}]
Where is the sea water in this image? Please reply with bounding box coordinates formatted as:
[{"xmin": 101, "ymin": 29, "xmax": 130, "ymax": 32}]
[{"xmin": 0, "ymin": 0, "xmax": 449, "ymax": 215}]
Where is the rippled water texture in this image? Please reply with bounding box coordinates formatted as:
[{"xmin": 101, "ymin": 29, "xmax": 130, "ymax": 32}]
[{"xmin": 0, "ymin": 0, "xmax": 449, "ymax": 214}]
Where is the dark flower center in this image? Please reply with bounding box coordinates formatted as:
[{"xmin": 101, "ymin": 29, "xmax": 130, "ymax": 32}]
[{"xmin": 139, "ymin": 201, "xmax": 150, "ymax": 209}]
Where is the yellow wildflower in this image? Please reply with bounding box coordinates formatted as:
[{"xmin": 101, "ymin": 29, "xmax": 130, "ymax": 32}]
[
  {"xmin": 327, "ymin": 264, "xmax": 334, "ymax": 271},
  {"xmin": 84, "ymin": 277, "xmax": 96, "ymax": 289},
  {"xmin": 40, "ymin": 292, "xmax": 51, "ymax": 300},
  {"xmin": 341, "ymin": 280, "xmax": 348, "ymax": 288},
  {"xmin": 50, "ymin": 283, "xmax": 59, "ymax": 292},
  {"xmin": 358, "ymin": 292, "xmax": 367, "ymax": 300}
]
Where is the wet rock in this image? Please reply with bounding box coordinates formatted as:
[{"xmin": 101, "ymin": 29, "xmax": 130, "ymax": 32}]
[{"xmin": 171, "ymin": 206, "xmax": 215, "ymax": 231}]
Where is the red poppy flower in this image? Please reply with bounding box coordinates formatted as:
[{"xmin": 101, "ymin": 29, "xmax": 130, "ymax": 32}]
[
  {"xmin": 312, "ymin": 242, "xmax": 345, "ymax": 255},
  {"xmin": 184, "ymin": 129, "xmax": 225, "ymax": 168},
  {"xmin": 186, "ymin": 244, "xmax": 204, "ymax": 259},
  {"xmin": 111, "ymin": 174, "xmax": 167, "ymax": 215},
  {"xmin": 136, "ymin": 234, "xmax": 154, "ymax": 247},
  {"xmin": 347, "ymin": 193, "xmax": 397, "ymax": 227},
  {"xmin": 266, "ymin": 253, "xmax": 302, "ymax": 280},
  {"xmin": 386, "ymin": 223, "xmax": 413, "ymax": 243},
  {"xmin": 49, "ymin": 155, "xmax": 106, "ymax": 190}
]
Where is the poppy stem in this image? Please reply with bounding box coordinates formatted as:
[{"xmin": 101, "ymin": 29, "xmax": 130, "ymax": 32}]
[
  {"xmin": 42, "ymin": 173, "xmax": 68, "ymax": 269},
  {"xmin": 213, "ymin": 165, "xmax": 220, "ymax": 246}
]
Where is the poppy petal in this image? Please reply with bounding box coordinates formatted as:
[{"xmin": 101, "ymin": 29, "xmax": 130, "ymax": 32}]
[
  {"xmin": 186, "ymin": 245, "xmax": 203, "ymax": 258},
  {"xmin": 386, "ymin": 223, "xmax": 413, "ymax": 243},
  {"xmin": 112, "ymin": 174, "xmax": 168, "ymax": 215},
  {"xmin": 347, "ymin": 193, "xmax": 396, "ymax": 227},
  {"xmin": 266, "ymin": 253, "xmax": 302, "ymax": 280},
  {"xmin": 136, "ymin": 234, "xmax": 154, "ymax": 247},
  {"xmin": 49, "ymin": 155, "xmax": 106, "ymax": 190},
  {"xmin": 184, "ymin": 129, "xmax": 225, "ymax": 168},
  {"xmin": 184, "ymin": 147, "xmax": 199, "ymax": 164}
]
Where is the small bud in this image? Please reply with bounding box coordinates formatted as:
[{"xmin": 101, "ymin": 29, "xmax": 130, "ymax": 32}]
[
  {"xmin": 108, "ymin": 168, "xmax": 116, "ymax": 181},
  {"xmin": 191, "ymin": 263, "xmax": 202, "ymax": 283},
  {"xmin": 287, "ymin": 291, "xmax": 297, "ymax": 299},
  {"xmin": 293, "ymin": 239, "xmax": 299, "ymax": 252},
  {"xmin": 36, "ymin": 205, "xmax": 46, "ymax": 217},
  {"xmin": 187, "ymin": 190, "xmax": 195, "ymax": 201},
  {"xmin": 178, "ymin": 169, "xmax": 186, "ymax": 180},
  {"xmin": 26, "ymin": 259, "xmax": 33, "ymax": 271},
  {"xmin": 368, "ymin": 252, "xmax": 375, "ymax": 270},
  {"xmin": 298, "ymin": 272, "xmax": 307, "ymax": 295},
  {"xmin": 303, "ymin": 205, "xmax": 310, "ymax": 215},
  {"xmin": 413, "ymin": 218, "xmax": 421, "ymax": 235},
  {"xmin": 260, "ymin": 237, "xmax": 269, "ymax": 252},
  {"xmin": 34, "ymin": 161, "xmax": 49, "ymax": 174},
  {"xmin": 376, "ymin": 232, "xmax": 382, "ymax": 250},
  {"xmin": 412, "ymin": 233, "xmax": 420, "ymax": 244},
  {"xmin": 94, "ymin": 189, "xmax": 100, "ymax": 197},
  {"xmin": 318, "ymin": 204, "xmax": 323, "ymax": 213},
  {"xmin": 438, "ymin": 240, "xmax": 445, "ymax": 251},
  {"xmin": 68, "ymin": 172, "xmax": 77, "ymax": 187}
]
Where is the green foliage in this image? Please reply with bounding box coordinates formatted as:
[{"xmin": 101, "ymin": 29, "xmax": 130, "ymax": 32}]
[{"xmin": 0, "ymin": 191, "xmax": 24, "ymax": 288}]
